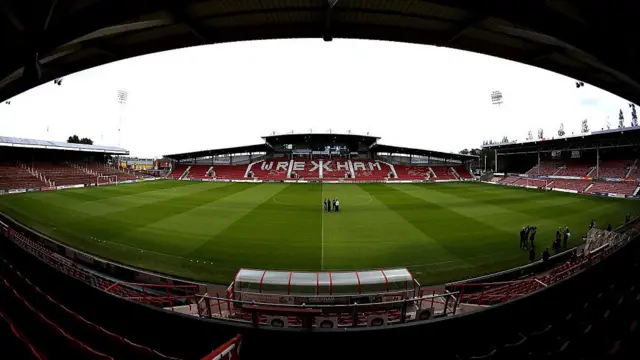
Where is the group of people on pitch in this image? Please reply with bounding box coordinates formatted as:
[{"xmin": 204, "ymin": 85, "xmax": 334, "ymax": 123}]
[
  {"xmin": 520, "ymin": 225, "xmax": 571, "ymax": 263},
  {"xmin": 521, "ymin": 213, "xmax": 632, "ymax": 264},
  {"xmin": 324, "ymin": 198, "xmax": 340, "ymax": 213}
]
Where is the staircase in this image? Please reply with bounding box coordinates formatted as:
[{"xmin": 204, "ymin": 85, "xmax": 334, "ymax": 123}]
[
  {"xmin": 584, "ymin": 183, "xmax": 594, "ymax": 193},
  {"xmin": 450, "ymin": 167, "xmax": 462, "ymax": 180},
  {"xmin": 180, "ymin": 166, "xmax": 191, "ymax": 179},
  {"xmin": 427, "ymin": 167, "xmax": 437, "ymax": 179},
  {"xmin": 586, "ymin": 167, "xmax": 596, "ymax": 177},
  {"xmin": 380, "ymin": 161, "xmax": 398, "ymax": 179}
]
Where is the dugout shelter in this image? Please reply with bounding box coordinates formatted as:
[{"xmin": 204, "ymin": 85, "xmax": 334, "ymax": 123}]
[{"xmin": 230, "ymin": 268, "xmax": 419, "ymax": 308}]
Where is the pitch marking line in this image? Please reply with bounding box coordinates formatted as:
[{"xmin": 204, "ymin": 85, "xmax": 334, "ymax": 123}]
[{"xmin": 321, "ymin": 185, "xmax": 325, "ymax": 270}]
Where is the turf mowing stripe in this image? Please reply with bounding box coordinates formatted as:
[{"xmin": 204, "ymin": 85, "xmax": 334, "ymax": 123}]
[
  {"xmin": 193, "ymin": 183, "xmax": 324, "ymax": 272},
  {"xmin": 343, "ymin": 184, "xmax": 470, "ymax": 271},
  {"xmin": 53, "ymin": 180, "xmax": 195, "ymax": 202},
  {"xmin": 409, "ymin": 183, "xmax": 637, "ymax": 250},
  {"xmin": 366, "ymin": 183, "xmax": 515, "ymax": 261},
  {"xmin": 147, "ymin": 183, "xmax": 291, "ymax": 254},
  {"xmin": 39, "ymin": 182, "xmax": 250, "ymax": 252}
]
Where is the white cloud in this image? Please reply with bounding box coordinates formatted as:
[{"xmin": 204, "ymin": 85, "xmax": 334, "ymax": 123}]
[{"xmin": 0, "ymin": 39, "xmax": 634, "ymax": 157}]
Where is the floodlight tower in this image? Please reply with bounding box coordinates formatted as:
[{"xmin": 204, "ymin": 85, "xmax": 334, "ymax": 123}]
[
  {"xmin": 490, "ymin": 90, "xmax": 503, "ymax": 172},
  {"xmin": 117, "ymin": 90, "xmax": 128, "ymax": 147},
  {"xmin": 116, "ymin": 90, "xmax": 128, "ymax": 169}
]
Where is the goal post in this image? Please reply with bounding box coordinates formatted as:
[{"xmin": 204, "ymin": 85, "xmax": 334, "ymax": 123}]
[{"xmin": 97, "ymin": 175, "xmax": 118, "ymax": 186}]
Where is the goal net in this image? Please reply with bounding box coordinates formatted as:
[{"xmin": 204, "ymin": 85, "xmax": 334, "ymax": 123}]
[{"xmin": 97, "ymin": 175, "xmax": 118, "ymax": 186}]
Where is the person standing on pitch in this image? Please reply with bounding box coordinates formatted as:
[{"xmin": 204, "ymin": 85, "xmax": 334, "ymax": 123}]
[
  {"xmin": 529, "ymin": 245, "xmax": 536, "ymax": 263},
  {"xmin": 327, "ymin": 198, "xmax": 332, "ymax": 212},
  {"xmin": 529, "ymin": 226, "xmax": 537, "ymax": 249},
  {"xmin": 626, "ymin": 213, "xmax": 631, "ymax": 223},
  {"xmin": 335, "ymin": 199, "xmax": 340, "ymax": 213},
  {"xmin": 563, "ymin": 227, "xmax": 570, "ymax": 248}
]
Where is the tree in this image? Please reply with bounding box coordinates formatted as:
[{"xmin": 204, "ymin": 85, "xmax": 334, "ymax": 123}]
[
  {"xmin": 630, "ymin": 104, "xmax": 638, "ymax": 127},
  {"xmin": 581, "ymin": 119, "xmax": 589, "ymax": 134},
  {"xmin": 619, "ymin": 109, "xmax": 625, "ymax": 128},
  {"xmin": 558, "ymin": 123, "xmax": 565, "ymax": 137},
  {"xmin": 501, "ymin": 136, "xmax": 509, "ymax": 144},
  {"xmin": 67, "ymin": 135, "xmax": 93, "ymax": 145},
  {"xmin": 526, "ymin": 131, "xmax": 533, "ymax": 141},
  {"xmin": 459, "ymin": 149, "xmax": 470, "ymax": 155},
  {"xmin": 537, "ymin": 128, "xmax": 544, "ymax": 140}
]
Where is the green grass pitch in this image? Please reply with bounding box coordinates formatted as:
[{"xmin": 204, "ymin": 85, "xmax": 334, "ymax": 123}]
[{"xmin": 1, "ymin": 180, "xmax": 638, "ymax": 286}]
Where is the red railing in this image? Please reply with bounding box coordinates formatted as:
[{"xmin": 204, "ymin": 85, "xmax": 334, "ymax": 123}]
[
  {"xmin": 201, "ymin": 335, "xmax": 242, "ymax": 360},
  {"xmin": 0, "ymin": 258, "xmax": 182, "ymax": 360},
  {"xmin": 1, "ymin": 278, "xmax": 114, "ymax": 359},
  {"xmin": 0, "ymin": 308, "xmax": 47, "ymax": 360}
]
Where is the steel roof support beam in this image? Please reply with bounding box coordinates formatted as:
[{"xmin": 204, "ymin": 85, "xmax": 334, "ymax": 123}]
[
  {"xmin": 167, "ymin": 2, "xmax": 210, "ymax": 44},
  {"xmin": 440, "ymin": 14, "xmax": 485, "ymax": 46},
  {"xmin": 324, "ymin": 0, "xmax": 339, "ymax": 42}
]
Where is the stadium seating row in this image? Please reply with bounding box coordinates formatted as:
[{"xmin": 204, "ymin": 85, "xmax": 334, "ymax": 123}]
[
  {"xmin": 527, "ymin": 159, "xmax": 639, "ymax": 179},
  {"xmin": 0, "ymin": 162, "xmax": 137, "ymax": 190},
  {"xmin": 497, "ymin": 176, "xmax": 639, "ymax": 195},
  {"xmin": 171, "ymin": 159, "xmax": 474, "ymax": 182}
]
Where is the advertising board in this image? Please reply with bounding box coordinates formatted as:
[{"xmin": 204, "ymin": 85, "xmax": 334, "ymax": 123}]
[{"xmin": 7, "ymin": 189, "xmax": 27, "ymax": 194}]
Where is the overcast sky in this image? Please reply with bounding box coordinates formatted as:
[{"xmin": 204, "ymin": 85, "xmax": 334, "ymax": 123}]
[{"xmin": 0, "ymin": 39, "xmax": 634, "ymax": 158}]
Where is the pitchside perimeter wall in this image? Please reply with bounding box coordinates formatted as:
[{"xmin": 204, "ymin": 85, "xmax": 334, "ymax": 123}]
[{"xmin": 1, "ymin": 220, "xmax": 638, "ymax": 359}]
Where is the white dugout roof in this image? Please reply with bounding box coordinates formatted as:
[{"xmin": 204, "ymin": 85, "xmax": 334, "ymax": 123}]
[{"xmin": 233, "ymin": 268, "xmax": 415, "ymax": 295}]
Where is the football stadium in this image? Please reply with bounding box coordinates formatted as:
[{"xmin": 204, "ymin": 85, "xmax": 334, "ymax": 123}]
[
  {"xmin": 2, "ymin": 133, "xmax": 640, "ymax": 287},
  {"xmin": 2, "ymin": 2, "xmax": 640, "ymax": 360}
]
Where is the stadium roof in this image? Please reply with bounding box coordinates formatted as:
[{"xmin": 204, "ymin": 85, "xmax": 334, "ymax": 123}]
[
  {"xmin": 263, "ymin": 133, "xmax": 380, "ymax": 147},
  {"xmin": 2, "ymin": 1, "xmax": 640, "ymax": 104},
  {"xmin": 0, "ymin": 135, "xmax": 129, "ymax": 154},
  {"xmin": 373, "ymin": 143, "xmax": 477, "ymax": 160},
  {"xmin": 483, "ymin": 126, "xmax": 640, "ymax": 153},
  {"xmin": 164, "ymin": 132, "xmax": 476, "ymax": 161},
  {"xmin": 164, "ymin": 144, "xmax": 268, "ymax": 160}
]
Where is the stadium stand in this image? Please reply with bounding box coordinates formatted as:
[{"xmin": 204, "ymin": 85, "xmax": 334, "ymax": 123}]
[
  {"xmin": 394, "ymin": 165, "xmax": 429, "ymax": 180},
  {"xmin": 551, "ymin": 179, "xmax": 592, "ymax": 192},
  {"xmin": 555, "ymin": 163, "xmax": 593, "ymax": 177},
  {"xmin": 513, "ymin": 178, "xmax": 551, "ymax": 188},
  {"xmin": 430, "ymin": 166, "xmax": 457, "ymax": 180},
  {"xmin": 170, "ymin": 165, "xmax": 188, "ymax": 179},
  {"xmin": 85, "ymin": 163, "xmax": 137, "ymax": 181},
  {"xmin": 597, "ymin": 159, "xmax": 635, "ymax": 178},
  {"xmin": 249, "ymin": 160, "xmax": 289, "ymax": 180},
  {"xmin": 526, "ymin": 162, "xmax": 561, "ymax": 175},
  {"xmin": 499, "ymin": 176, "xmax": 520, "ymax": 184},
  {"xmin": 185, "ymin": 165, "xmax": 211, "ymax": 179},
  {"xmin": 30, "ymin": 162, "xmax": 95, "ymax": 186},
  {"xmin": 0, "ymin": 163, "xmax": 46, "ymax": 190},
  {"xmin": 586, "ymin": 181, "xmax": 639, "ymax": 196},
  {"xmin": 453, "ymin": 166, "xmax": 473, "ymax": 179},
  {"xmin": 213, "ymin": 165, "xmax": 247, "ymax": 180},
  {"xmin": 351, "ymin": 160, "xmax": 391, "ymax": 180},
  {"xmin": 626, "ymin": 165, "xmax": 640, "ymax": 180},
  {"xmin": 321, "ymin": 158, "xmax": 351, "ymax": 179},
  {"xmin": 290, "ymin": 158, "xmax": 321, "ymax": 180}
]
